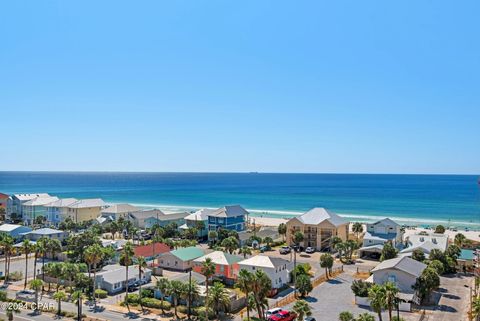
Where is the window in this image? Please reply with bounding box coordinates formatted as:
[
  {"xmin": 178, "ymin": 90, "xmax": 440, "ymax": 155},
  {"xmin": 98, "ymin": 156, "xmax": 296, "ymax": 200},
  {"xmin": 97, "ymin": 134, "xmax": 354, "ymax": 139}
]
[{"xmin": 388, "ymin": 275, "xmax": 396, "ymax": 283}]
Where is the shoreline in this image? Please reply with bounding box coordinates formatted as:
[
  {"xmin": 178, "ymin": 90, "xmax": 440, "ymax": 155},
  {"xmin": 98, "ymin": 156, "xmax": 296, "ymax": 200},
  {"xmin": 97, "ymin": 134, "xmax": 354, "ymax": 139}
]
[{"xmin": 126, "ymin": 202, "xmax": 480, "ymax": 230}]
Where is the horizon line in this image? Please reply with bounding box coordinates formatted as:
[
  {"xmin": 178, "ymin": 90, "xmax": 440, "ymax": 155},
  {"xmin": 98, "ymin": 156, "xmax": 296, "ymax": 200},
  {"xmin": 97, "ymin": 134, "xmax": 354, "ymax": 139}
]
[{"xmin": 0, "ymin": 170, "xmax": 478, "ymax": 176}]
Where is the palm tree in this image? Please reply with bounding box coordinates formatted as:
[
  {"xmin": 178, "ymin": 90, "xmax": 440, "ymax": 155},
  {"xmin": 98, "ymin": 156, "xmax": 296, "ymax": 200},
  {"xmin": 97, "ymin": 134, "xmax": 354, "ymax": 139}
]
[
  {"xmin": 136, "ymin": 256, "xmax": 147, "ymax": 312},
  {"xmin": 36, "ymin": 237, "xmax": 48, "ymax": 290},
  {"xmin": 53, "ymin": 291, "xmax": 67, "ymax": 316},
  {"xmin": 46, "ymin": 238, "xmax": 62, "ymax": 260},
  {"xmin": 239, "ymin": 246, "xmax": 252, "ymax": 258},
  {"xmin": 1, "ymin": 235, "xmax": 14, "ymax": 284},
  {"xmin": 84, "ymin": 243, "xmax": 104, "ymax": 308},
  {"xmin": 168, "ymin": 280, "xmax": 184, "ymax": 318},
  {"xmin": 383, "ymin": 282, "xmax": 399, "ymax": 321},
  {"xmin": 156, "ymin": 278, "xmax": 170, "ymax": 315},
  {"xmin": 237, "ymin": 269, "xmax": 254, "ymax": 321},
  {"xmin": 472, "ymin": 296, "xmax": 480, "ymax": 321},
  {"xmin": 72, "ymin": 290, "xmax": 85, "ymax": 320},
  {"xmin": 356, "ymin": 313, "xmax": 375, "ymax": 321},
  {"xmin": 21, "ymin": 239, "xmax": 33, "ymax": 289},
  {"xmin": 263, "ymin": 237, "xmax": 273, "ymax": 249},
  {"xmin": 29, "ymin": 279, "xmax": 43, "ymax": 314},
  {"xmin": 181, "ymin": 278, "xmax": 200, "ymax": 317},
  {"xmin": 201, "ymin": 257, "xmax": 216, "ymax": 321},
  {"xmin": 368, "ymin": 284, "xmax": 386, "ymax": 321},
  {"xmin": 208, "ymin": 231, "xmax": 218, "ymax": 246},
  {"xmin": 221, "ymin": 236, "xmax": 239, "ymax": 254},
  {"xmin": 208, "ymin": 282, "xmax": 231, "ymax": 316},
  {"xmin": 319, "ymin": 253, "xmax": 334, "ymax": 279},
  {"xmin": 292, "ymin": 231, "xmax": 304, "ymax": 297},
  {"xmin": 293, "ymin": 299, "xmax": 311, "ymax": 321},
  {"xmin": 338, "ymin": 311, "xmax": 354, "ymax": 321},
  {"xmin": 454, "ymin": 233, "xmax": 467, "ymax": 247},
  {"xmin": 50, "ymin": 262, "xmax": 64, "ymax": 292},
  {"xmin": 352, "ymin": 222, "xmax": 363, "ymax": 240},
  {"xmin": 251, "ymin": 269, "xmax": 272, "ymax": 319},
  {"xmin": 278, "ymin": 223, "xmax": 287, "ymax": 242},
  {"xmin": 62, "ymin": 262, "xmax": 80, "ymax": 295},
  {"xmin": 120, "ymin": 242, "xmax": 134, "ymax": 311}
]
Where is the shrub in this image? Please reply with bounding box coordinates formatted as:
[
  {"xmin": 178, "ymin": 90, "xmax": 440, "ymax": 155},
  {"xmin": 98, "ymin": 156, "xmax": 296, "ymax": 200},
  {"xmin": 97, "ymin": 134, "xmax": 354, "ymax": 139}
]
[
  {"xmin": 140, "ymin": 288, "xmax": 154, "ymax": 298},
  {"xmin": 125, "ymin": 293, "xmax": 140, "ymax": 304},
  {"xmin": 8, "ymin": 271, "xmax": 23, "ymax": 281},
  {"xmin": 141, "ymin": 297, "xmax": 171, "ymax": 310},
  {"xmin": 351, "ymin": 280, "xmax": 372, "ymax": 297},
  {"xmin": 434, "ymin": 225, "xmax": 445, "ymax": 234},
  {"xmin": 94, "ymin": 289, "xmax": 108, "ymax": 299},
  {"xmin": 428, "ymin": 260, "xmax": 445, "ymax": 275}
]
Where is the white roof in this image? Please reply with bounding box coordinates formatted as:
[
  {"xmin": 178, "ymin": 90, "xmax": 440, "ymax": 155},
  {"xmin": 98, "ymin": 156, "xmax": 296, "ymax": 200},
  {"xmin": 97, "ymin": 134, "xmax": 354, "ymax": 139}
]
[
  {"xmin": 185, "ymin": 208, "xmax": 215, "ymax": 221},
  {"xmin": 293, "ymin": 208, "xmax": 347, "ymax": 227},
  {"xmin": 26, "ymin": 227, "xmax": 65, "ymax": 235},
  {"xmin": 23, "ymin": 196, "xmax": 59, "ymax": 206},
  {"xmin": 372, "ymin": 218, "xmax": 400, "ymax": 227},
  {"xmin": 0, "ymin": 224, "xmax": 28, "ymax": 232},
  {"xmin": 371, "ymin": 256, "xmax": 427, "ymax": 278},
  {"xmin": 239, "ymin": 255, "xmax": 290, "ymax": 269},
  {"xmin": 69, "ymin": 198, "xmax": 106, "ymax": 209},
  {"xmin": 210, "ymin": 205, "xmax": 248, "ymax": 218},
  {"xmin": 403, "ymin": 233, "xmax": 448, "ymax": 252},
  {"xmin": 101, "ymin": 204, "xmax": 140, "ymax": 214},
  {"xmin": 44, "ymin": 198, "xmax": 78, "ymax": 208},
  {"xmin": 13, "ymin": 193, "xmax": 50, "ymax": 201}
]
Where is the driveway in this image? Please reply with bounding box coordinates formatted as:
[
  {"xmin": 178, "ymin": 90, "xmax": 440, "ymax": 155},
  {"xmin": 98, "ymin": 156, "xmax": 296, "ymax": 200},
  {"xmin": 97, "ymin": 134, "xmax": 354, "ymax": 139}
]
[{"xmin": 422, "ymin": 273, "xmax": 473, "ymax": 321}]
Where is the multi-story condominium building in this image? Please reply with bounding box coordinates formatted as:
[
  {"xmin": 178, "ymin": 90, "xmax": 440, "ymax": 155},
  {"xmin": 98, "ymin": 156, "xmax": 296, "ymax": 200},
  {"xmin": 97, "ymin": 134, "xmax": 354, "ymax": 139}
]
[
  {"xmin": 64, "ymin": 198, "xmax": 106, "ymax": 223},
  {"xmin": 44, "ymin": 198, "xmax": 78, "ymax": 224},
  {"xmin": 285, "ymin": 207, "xmax": 349, "ymax": 251},
  {"xmin": 7, "ymin": 193, "xmax": 51, "ymax": 220},
  {"xmin": 100, "ymin": 203, "xmax": 140, "ymax": 220},
  {"xmin": 22, "ymin": 195, "xmax": 59, "ymax": 225},
  {"xmin": 207, "ymin": 205, "xmax": 248, "ymax": 232},
  {"xmin": 237, "ymin": 255, "xmax": 293, "ymax": 290}
]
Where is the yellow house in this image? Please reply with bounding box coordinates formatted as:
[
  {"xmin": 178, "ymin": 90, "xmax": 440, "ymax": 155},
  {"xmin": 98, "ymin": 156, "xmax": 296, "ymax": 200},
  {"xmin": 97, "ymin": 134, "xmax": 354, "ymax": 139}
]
[
  {"xmin": 286, "ymin": 207, "xmax": 349, "ymax": 251},
  {"xmin": 64, "ymin": 198, "xmax": 106, "ymax": 223}
]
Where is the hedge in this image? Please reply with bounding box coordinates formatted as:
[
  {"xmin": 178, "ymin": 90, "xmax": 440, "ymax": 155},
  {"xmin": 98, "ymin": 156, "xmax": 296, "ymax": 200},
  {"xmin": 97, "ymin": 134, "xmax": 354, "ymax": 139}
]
[{"xmin": 141, "ymin": 298, "xmax": 171, "ymax": 310}]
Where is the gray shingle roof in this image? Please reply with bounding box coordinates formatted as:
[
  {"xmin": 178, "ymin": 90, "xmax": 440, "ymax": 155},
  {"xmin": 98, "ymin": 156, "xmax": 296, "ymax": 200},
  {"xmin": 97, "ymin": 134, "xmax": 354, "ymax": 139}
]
[
  {"xmin": 371, "ymin": 256, "xmax": 426, "ymax": 278},
  {"xmin": 210, "ymin": 205, "xmax": 249, "ymax": 218},
  {"xmin": 102, "ymin": 204, "xmax": 140, "ymax": 214},
  {"xmin": 295, "ymin": 208, "xmax": 347, "ymax": 227}
]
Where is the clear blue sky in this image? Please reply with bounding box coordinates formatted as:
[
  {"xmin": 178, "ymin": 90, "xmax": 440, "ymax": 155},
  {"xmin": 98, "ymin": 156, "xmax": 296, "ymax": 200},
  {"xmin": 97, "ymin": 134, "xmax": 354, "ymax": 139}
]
[{"xmin": 1, "ymin": 1, "xmax": 479, "ymax": 174}]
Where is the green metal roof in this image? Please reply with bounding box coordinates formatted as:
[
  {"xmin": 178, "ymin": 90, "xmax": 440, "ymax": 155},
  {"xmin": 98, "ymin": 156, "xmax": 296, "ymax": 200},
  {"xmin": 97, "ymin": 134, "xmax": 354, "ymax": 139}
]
[
  {"xmin": 171, "ymin": 247, "xmax": 205, "ymax": 261},
  {"xmin": 459, "ymin": 249, "xmax": 474, "ymax": 261}
]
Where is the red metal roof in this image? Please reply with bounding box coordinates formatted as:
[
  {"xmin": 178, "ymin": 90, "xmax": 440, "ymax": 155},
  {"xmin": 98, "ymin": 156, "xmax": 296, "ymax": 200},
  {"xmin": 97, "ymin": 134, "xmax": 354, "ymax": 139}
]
[{"xmin": 134, "ymin": 242, "xmax": 170, "ymax": 258}]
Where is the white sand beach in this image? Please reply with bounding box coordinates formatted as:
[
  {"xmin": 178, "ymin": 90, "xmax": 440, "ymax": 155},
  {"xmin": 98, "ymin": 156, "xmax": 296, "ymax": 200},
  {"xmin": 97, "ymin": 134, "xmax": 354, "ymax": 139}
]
[{"xmin": 251, "ymin": 216, "xmax": 480, "ymax": 242}]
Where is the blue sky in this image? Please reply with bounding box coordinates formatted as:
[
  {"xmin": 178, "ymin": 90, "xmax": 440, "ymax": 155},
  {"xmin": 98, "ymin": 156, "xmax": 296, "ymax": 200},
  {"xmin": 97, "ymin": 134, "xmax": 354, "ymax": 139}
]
[{"xmin": 1, "ymin": 1, "xmax": 479, "ymax": 174}]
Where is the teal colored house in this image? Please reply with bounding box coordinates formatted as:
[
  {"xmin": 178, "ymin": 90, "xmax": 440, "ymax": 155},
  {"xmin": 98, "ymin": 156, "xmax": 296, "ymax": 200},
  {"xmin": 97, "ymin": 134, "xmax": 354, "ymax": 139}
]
[
  {"xmin": 207, "ymin": 205, "xmax": 248, "ymax": 233},
  {"xmin": 157, "ymin": 246, "xmax": 205, "ymax": 271}
]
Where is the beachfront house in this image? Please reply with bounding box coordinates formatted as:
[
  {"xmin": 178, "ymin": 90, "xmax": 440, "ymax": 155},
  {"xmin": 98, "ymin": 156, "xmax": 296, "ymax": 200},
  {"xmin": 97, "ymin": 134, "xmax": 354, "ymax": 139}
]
[
  {"xmin": 94, "ymin": 264, "xmax": 152, "ymax": 294},
  {"xmin": 358, "ymin": 218, "xmax": 404, "ymax": 259},
  {"xmin": 0, "ymin": 223, "xmax": 33, "ymax": 241},
  {"xmin": 178, "ymin": 208, "xmax": 213, "ymax": 238},
  {"xmin": 64, "ymin": 199, "xmax": 106, "ymax": 223},
  {"xmin": 285, "ymin": 207, "xmax": 349, "ymax": 251},
  {"xmin": 128, "ymin": 209, "xmax": 189, "ymax": 229},
  {"xmin": 44, "ymin": 198, "xmax": 78, "ymax": 225},
  {"xmin": 7, "ymin": 193, "xmax": 51, "ymax": 221},
  {"xmin": 207, "ymin": 205, "xmax": 248, "ymax": 233},
  {"xmin": 157, "ymin": 246, "xmax": 206, "ymax": 271},
  {"xmin": 22, "ymin": 195, "xmax": 59, "ymax": 225},
  {"xmin": 399, "ymin": 232, "xmax": 448, "ymax": 258},
  {"xmin": 193, "ymin": 251, "xmax": 243, "ymax": 284},
  {"xmin": 101, "ymin": 203, "xmax": 140, "ymax": 220},
  {"xmin": 237, "ymin": 255, "xmax": 292, "ymax": 290}
]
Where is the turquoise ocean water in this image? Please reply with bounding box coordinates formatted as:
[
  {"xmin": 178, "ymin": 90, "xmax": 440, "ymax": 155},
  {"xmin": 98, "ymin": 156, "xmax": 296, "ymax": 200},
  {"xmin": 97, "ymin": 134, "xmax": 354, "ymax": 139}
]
[{"xmin": 0, "ymin": 172, "xmax": 479, "ymax": 228}]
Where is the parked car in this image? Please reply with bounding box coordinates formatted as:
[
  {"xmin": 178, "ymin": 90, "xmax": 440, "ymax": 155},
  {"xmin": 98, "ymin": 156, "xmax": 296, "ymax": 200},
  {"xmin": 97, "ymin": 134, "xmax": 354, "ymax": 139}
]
[
  {"xmin": 305, "ymin": 247, "xmax": 315, "ymax": 254},
  {"xmin": 260, "ymin": 245, "xmax": 271, "ymax": 253},
  {"xmin": 266, "ymin": 308, "xmax": 283, "ymax": 318},
  {"xmin": 279, "ymin": 246, "xmax": 291, "ymax": 254},
  {"xmin": 127, "ymin": 286, "xmax": 139, "ymax": 292},
  {"xmin": 292, "ymin": 245, "xmax": 304, "ymax": 252},
  {"xmin": 16, "ymin": 290, "xmax": 35, "ymax": 302},
  {"xmin": 269, "ymin": 311, "xmax": 297, "ymax": 321},
  {"xmin": 304, "ymin": 317, "xmax": 316, "ymax": 321}
]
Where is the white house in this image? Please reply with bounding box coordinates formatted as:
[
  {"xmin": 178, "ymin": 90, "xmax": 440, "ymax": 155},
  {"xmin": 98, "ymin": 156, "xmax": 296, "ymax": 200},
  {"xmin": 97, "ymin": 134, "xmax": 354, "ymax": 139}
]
[
  {"xmin": 94, "ymin": 264, "xmax": 151, "ymax": 294},
  {"xmin": 7, "ymin": 193, "xmax": 51, "ymax": 220},
  {"xmin": 400, "ymin": 233, "xmax": 448, "ymax": 258},
  {"xmin": 101, "ymin": 204, "xmax": 140, "ymax": 220},
  {"xmin": 359, "ymin": 218, "xmax": 404, "ymax": 258},
  {"xmin": 237, "ymin": 255, "xmax": 292, "ymax": 289},
  {"xmin": 0, "ymin": 224, "xmax": 32, "ymax": 240}
]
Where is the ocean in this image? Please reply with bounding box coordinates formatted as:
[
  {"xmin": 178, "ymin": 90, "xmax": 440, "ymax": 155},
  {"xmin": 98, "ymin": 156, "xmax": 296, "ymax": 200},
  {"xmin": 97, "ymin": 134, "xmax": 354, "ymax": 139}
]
[{"xmin": 0, "ymin": 172, "xmax": 479, "ymax": 228}]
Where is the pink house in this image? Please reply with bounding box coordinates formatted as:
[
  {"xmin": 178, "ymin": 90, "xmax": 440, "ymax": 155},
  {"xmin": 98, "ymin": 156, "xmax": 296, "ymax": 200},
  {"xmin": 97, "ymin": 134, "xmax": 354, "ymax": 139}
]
[{"xmin": 192, "ymin": 251, "xmax": 243, "ymax": 281}]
